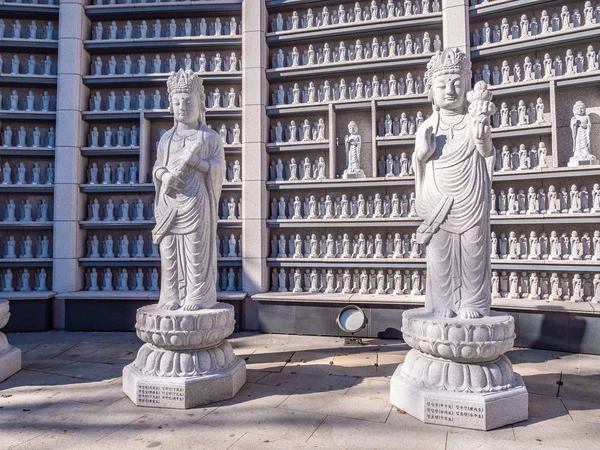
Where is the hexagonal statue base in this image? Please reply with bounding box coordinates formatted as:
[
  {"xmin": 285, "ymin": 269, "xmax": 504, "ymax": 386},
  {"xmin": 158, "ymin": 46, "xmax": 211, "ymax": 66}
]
[
  {"xmin": 390, "ymin": 308, "xmax": 528, "ymax": 430},
  {"xmin": 0, "ymin": 300, "xmax": 21, "ymax": 383},
  {"xmin": 122, "ymin": 302, "xmax": 246, "ymax": 409},
  {"xmin": 0, "ymin": 346, "xmax": 21, "ymax": 383},
  {"xmin": 123, "ymin": 356, "xmax": 246, "ymax": 409},
  {"xmin": 390, "ymin": 365, "xmax": 528, "ymax": 431}
]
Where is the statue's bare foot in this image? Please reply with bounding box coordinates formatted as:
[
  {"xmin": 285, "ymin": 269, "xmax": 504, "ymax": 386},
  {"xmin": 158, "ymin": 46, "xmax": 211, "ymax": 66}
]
[
  {"xmin": 459, "ymin": 307, "xmax": 482, "ymax": 319},
  {"xmin": 434, "ymin": 308, "xmax": 455, "ymax": 318},
  {"xmin": 182, "ymin": 301, "xmax": 202, "ymax": 311},
  {"xmin": 163, "ymin": 301, "xmax": 181, "ymax": 310}
]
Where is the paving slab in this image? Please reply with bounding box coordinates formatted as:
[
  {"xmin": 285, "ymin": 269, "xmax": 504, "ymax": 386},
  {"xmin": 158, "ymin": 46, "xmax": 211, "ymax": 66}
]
[
  {"xmin": 307, "ymin": 415, "xmax": 447, "ymax": 450},
  {"xmin": 199, "ymin": 405, "xmax": 327, "ymax": 443},
  {"xmin": 446, "ymin": 432, "xmax": 567, "ymax": 450},
  {"xmin": 562, "ymin": 398, "xmax": 600, "ymax": 424},
  {"xmin": 0, "ymin": 369, "xmax": 86, "ymax": 391},
  {"xmin": 281, "ymin": 350, "xmax": 335, "ymax": 375},
  {"xmin": 346, "ymin": 376, "xmax": 391, "ymax": 401},
  {"xmin": 257, "ymin": 372, "xmax": 357, "ymax": 393},
  {"xmin": 528, "ymin": 393, "xmax": 571, "ymax": 420},
  {"xmin": 44, "ymin": 361, "xmax": 127, "ymax": 381},
  {"xmin": 513, "ymin": 416, "xmax": 600, "ymax": 449},
  {"xmin": 0, "ymin": 423, "xmax": 47, "ymax": 448},
  {"xmin": 329, "ymin": 353, "xmax": 379, "ymax": 377},
  {"xmin": 212, "ymin": 382, "xmax": 295, "ymax": 409},
  {"xmin": 279, "ymin": 389, "xmax": 392, "ymax": 423},
  {"xmin": 244, "ymin": 351, "xmax": 296, "ymax": 372}
]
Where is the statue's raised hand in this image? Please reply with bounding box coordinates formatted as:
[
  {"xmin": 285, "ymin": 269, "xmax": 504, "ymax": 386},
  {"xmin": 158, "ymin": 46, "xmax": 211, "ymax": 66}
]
[
  {"xmin": 162, "ymin": 171, "xmax": 184, "ymax": 192},
  {"xmin": 414, "ymin": 123, "xmax": 436, "ymax": 162}
]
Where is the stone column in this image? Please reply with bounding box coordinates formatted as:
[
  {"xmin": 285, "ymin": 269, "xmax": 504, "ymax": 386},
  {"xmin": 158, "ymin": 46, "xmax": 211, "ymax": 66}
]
[
  {"xmin": 442, "ymin": 0, "xmax": 470, "ymax": 55},
  {"xmin": 240, "ymin": 0, "xmax": 269, "ymax": 330},
  {"xmin": 0, "ymin": 300, "xmax": 21, "ymax": 382},
  {"xmin": 53, "ymin": 0, "xmax": 90, "ymax": 328}
]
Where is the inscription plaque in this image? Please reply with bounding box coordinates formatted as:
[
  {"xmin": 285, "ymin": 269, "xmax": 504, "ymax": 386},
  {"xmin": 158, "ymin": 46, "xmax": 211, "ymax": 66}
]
[
  {"xmin": 137, "ymin": 383, "xmax": 186, "ymax": 408},
  {"xmin": 423, "ymin": 397, "xmax": 486, "ymax": 429}
]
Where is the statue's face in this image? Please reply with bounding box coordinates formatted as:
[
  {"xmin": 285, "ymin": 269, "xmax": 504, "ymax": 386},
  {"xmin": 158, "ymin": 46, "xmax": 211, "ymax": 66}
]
[
  {"xmin": 431, "ymin": 73, "xmax": 465, "ymax": 112},
  {"xmin": 172, "ymin": 92, "xmax": 199, "ymax": 126}
]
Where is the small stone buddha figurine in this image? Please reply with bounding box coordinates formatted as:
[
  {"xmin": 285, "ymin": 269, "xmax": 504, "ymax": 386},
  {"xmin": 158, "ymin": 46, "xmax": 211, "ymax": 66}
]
[
  {"xmin": 569, "ymin": 101, "xmax": 597, "ymax": 166},
  {"xmin": 342, "ymin": 121, "xmax": 365, "ymax": 179}
]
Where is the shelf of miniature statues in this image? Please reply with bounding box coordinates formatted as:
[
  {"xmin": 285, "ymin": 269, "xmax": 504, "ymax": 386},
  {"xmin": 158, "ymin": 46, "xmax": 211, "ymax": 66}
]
[
  {"xmin": 83, "ymin": 73, "xmax": 242, "ymax": 88},
  {"xmin": 0, "ymin": 3, "xmax": 59, "ymax": 20},
  {"xmin": 469, "ymin": 0, "xmax": 590, "ymax": 19},
  {"xmin": 85, "ymin": 1, "xmax": 243, "ymax": 20},
  {"xmin": 253, "ymin": 291, "xmax": 427, "ymax": 306},
  {"xmin": 266, "ymin": 14, "xmax": 442, "ymax": 46},
  {"xmin": 78, "ymin": 220, "xmax": 243, "ymax": 229},
  {"xmin": 144, "ymin": 108, "xmax": 242, "ymax": 121},
  {"xmin": 267, "ymin": 142, "xmax": 330, "ymax": 153},
  {"xmin": 0, "ymin": 54, "xmax": 57, "ymax": 83},
  {"xmin": 78, "ymin": 259, "xmax": 243, "ymax": 268},
  {"xmin": 81, "ymin": 146, "xmax": 141, "ymax": 157},
  {"xmin": 471, "ymin": 47, "xmax": 600, "ymax": 90},
  {"xmin": 266, "ymin": 177, "xmax": 419, "ymax": 190},
  {"xmin": 0, "ymin": 256, "xmax": 52, "ymax": 267},
  {"xmin": 267, "ymin": 55, "xmax": 431, "ymax": 81},
  {"xmin": 264, "ymin": 267, "xmax": 600, "ymax": 303},
  {"xmin": 0, "ymin": 19, "xmax": 58, "ymax": 52},
  {"xmin": 59, "ymin": 291, "xmax": 247, "ymax": 302},
  {"xmin": 471, "ymin": 22, "xmax": 600, "ymax": 60},
  {"xmin": 84, "ymin": 37, "xmax": 242, "ymax": 54}
]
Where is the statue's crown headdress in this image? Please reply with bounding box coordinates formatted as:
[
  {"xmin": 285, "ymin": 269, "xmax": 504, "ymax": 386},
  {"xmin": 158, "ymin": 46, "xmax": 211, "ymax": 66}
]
[
  {"xmin": 167, "ymin": 69, "xmax": 204, "ymax": 96},
  {"xmin": 424, "ymin": 48, "xmax": 471, "ymax": 93}
]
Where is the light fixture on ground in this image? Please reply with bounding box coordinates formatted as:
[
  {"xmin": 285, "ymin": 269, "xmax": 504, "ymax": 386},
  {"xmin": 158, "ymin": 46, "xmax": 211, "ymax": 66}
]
[{"xmin": 337, "ymin": 305, "xmax": 367, "ymax": 345}]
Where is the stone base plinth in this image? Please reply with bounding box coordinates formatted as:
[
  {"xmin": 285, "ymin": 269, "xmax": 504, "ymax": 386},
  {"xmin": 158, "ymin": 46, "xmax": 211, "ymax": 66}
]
[
  {"xmin": 390, "ymin": 365, "xmax": 528, "ymax": 430},
  {"xmin": 123, "ymin": 357, "xmax": 246, "ymax": 409},
  {"xmin": 0, "ymin": 346, "xmax": 22, "ymax": 382},
  {"xmin": 123, "ymin": 302, "xmax": 246, "ymax": 409},
  {"xmin": 568, "ymin": 157, "xmax": 599, "ymax": 167}
]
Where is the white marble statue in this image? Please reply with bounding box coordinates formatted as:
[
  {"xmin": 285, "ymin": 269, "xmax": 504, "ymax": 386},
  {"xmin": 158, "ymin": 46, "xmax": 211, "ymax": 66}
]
[
  {"xmin": 569, "ymin": 100, "xmax": 597, "ymax": 166},
  {"xmin": 152, "ymin": 69, "xmax": 225, "ymax": 310},
  {"xmin": 342, "ymin": 121, "xmax": 365, "ymax": 178}
]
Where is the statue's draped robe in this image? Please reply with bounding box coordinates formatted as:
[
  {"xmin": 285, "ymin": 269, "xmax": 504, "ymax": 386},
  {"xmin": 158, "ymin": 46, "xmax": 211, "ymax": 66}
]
[
  {"xmin": 414, "ymin": 113, "xmax": 493, "ymax": 316},
  {"xmin": 152, "ymin": 125, "xmax": 225, "ymax": 308}
]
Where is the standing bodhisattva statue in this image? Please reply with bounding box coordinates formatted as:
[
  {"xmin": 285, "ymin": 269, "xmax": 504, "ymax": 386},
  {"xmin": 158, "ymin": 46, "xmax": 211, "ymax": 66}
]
[
  {"xmin": 414, "ymin": 49, "xmax": 496, "ymax": 319},
  {"xmin": 153, "ymin": 69, "xmax": 226, "ymax": 311},
  {"xmin": 124, "ymin": 69, "xmax": 245, "ymax": 409},
  {"xmin": 390, "ymin": 49, "xmax": 528, "ymax": 431}
]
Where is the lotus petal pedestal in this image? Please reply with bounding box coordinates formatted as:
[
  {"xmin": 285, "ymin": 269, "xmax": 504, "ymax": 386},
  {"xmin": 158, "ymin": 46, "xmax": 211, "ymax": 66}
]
[
  {"xmin": 123, "ymin": 303, "xmax": 246, "ymax": 409},
  {"xmin": 390, "ymin": 308, "xmax": 528, "ymax": 430},
  {"xmin": 0, "ymin": 300, "xmax": 21, "ymax": 382}
]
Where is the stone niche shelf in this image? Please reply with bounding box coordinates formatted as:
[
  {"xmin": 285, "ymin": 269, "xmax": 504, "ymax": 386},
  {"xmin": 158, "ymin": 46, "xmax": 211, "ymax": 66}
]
[
  {"xmin": 469, "ymin": 0, "xmax": 560, "ymax": 18},
  {"xmin": 266, "ymin": 55, "xmax": 432, "ymax": 81},
  {"xmin": 267, "ymin": 257, "xmax": 600, "ymax": 272},
  {"xmin": 79, "ymin": 220, "xmax": 242, "ymax": 229},
  {"xmin": 83, "ymin": 110, "xmax": 245, "ymax": 123},
  {"xmin": 0, "ymin": 259, "xmax": 53, "ymax": 268},
  {"xmin": 266, "ymin": 14, "xmax": 443, "ymax": 45},
  {"xmin": 0, "ymin": 76, "xmax": 58, "ymax": 88},
  {"xmin": 0, "ymin": 185, "xmax": 53, "ymax": 194},
  {"xmin": 0, "ymin": 112, "xmax": 56, "ymax": 122},
  {"xmin": 376, "ymin": 136, "xmax": 416, "ymax": 148},
  {"xmin": 80, "ymin": 183, "xmax": 155, "ymax": 194},
  {"xmin": 0, "ymin": 4, "xmax": 59, "ymax": 19},
  {"xmin": 78, "ymin": 258, "xmax": 243, "ymax": 268},
  {"xmin": 85, "ymin": 1, "xmax": 243, "ymax": 20},
  {"xmin": 266, "ymin": 142, "xmax": 329, "ymax": 153},
  {"xmin": 266, "ymin": 177, "xmax": 417, "ymax": 190},
  {"xmin": 0, "ymin": 221, "xmax": 53, "ymax": 230},
  {"xmin": 83, "ymin": 37, "xmax": 242, "ymax": 54},
  {"xmin": 58, "ymin": 290, "xmax": 247, "ymax": 302},
  {"xmin": 253, "ymin": 291, "xmax": 600, "ymax": 315},
  {"xmin": 266, "ymin": 214, "xmax": 600, "ymax": 227},
  {"xmin": 0, "ymin": 39, "xmax": 58, "ymax": 53},
  {"xmin": 0, "ymin": 147, "xmax": 55, "ymax": 157},
  {"xmin": 492, "ymin": 166, "xmax": 600, "ymax": 181},
  {"xmin": 83, "ymin": 73, "xmax": 242, "ymax": 87},
  {"xmin": 471, "ymin": 24, "xmax": 600, "ymax": 59},
  {"xmin": 488, "ymin": 79, "xmax": 551, "ymax": 96},
  {"xmin": 491, "ymin": 124, "xmax": 552, "ymax": 139},
  {"xmin": 81, "ymin": 146, "xmax": 140, "ymax": 157},
  {"xmin": 267, "ymin": 104, "xmax": 329, "ymax": 117}
]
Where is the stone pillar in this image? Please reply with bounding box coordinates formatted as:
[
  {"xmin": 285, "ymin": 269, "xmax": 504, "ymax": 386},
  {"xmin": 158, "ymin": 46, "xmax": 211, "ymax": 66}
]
[
  {"xmin": 442, "ymin": 0, "xmax": 470, "ymax": 55},
  {"xmin": 240, "ymin": 0, "xmax": 269, "ymax": 330},
  {"xmin": 0, "ymin": 300, "xmax": 21, "ymax": 382},
  {"xmin": 53, "ymin": 0, "xmax": 89, "ymax": 328}
]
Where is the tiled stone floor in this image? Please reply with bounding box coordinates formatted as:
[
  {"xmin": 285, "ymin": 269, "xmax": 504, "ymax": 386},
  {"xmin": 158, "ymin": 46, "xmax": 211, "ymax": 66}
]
[{"xmin": 1, "ymin": 331, "xmax": 600, "ymax": 449}]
